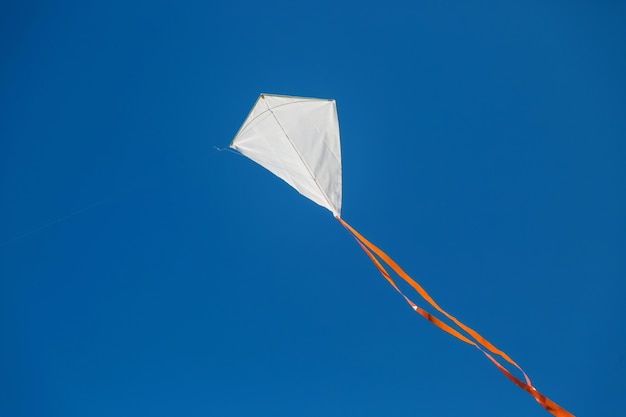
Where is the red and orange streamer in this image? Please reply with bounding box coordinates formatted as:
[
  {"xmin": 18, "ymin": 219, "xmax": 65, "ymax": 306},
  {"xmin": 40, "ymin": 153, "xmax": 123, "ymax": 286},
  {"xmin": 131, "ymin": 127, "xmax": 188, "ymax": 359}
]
[{"xmin": 337, "ymin": 216, "xmax": 574, "ymax": 417}]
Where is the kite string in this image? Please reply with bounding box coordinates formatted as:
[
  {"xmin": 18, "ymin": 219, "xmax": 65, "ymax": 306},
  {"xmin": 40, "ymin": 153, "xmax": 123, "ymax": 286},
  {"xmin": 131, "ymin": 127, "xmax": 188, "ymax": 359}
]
[
  {"xmin": 2, "ymin": 149, "xmax": 222, "ymax": 248},
  {"xmin": 337, "ymin": 216, "xmax": 574, "ymax": 417},
  {"xmin": 0, "ymin": 198, "xmax": 110, "ymax": 248},
  {"xmin": 213, "ymin": 146, "xmax": 240, "ymax": 155}
]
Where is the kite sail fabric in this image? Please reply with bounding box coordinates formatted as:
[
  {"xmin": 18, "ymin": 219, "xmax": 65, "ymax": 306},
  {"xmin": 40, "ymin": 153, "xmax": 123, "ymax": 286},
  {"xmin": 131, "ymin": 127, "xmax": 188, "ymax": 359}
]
[
  {"xmin": 230, "ymin": 94, "xmax": 342, "ymax": 216},
  {"xmin": 230, "ymin": 93, "xmax": 574, "ymax": 417}
]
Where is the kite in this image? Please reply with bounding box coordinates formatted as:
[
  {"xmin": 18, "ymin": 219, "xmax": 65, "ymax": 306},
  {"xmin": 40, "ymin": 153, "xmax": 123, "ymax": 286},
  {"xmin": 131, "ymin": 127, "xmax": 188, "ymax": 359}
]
[{"xmin": 230, "ymin": 93, "xmax": 574, "ymax": 417}]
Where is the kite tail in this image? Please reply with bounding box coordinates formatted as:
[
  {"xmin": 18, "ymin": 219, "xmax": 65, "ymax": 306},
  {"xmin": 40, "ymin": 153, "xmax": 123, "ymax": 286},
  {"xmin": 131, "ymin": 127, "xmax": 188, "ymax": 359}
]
[{"xmin": 336, "ymin": 216, "xmax": 574, "ymax": 417}]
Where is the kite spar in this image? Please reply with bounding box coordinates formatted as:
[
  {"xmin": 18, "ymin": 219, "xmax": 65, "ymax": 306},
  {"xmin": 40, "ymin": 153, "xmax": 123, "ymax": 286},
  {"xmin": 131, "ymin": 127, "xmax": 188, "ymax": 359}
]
[{"xmin": 230, "ymin": 93, "xmax": 573, "ymax": 417}]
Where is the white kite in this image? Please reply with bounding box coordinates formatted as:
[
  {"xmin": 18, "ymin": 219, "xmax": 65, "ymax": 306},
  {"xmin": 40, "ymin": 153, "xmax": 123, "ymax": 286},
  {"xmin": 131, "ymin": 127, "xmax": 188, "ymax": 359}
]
[{"xmin": 231, "ymin": 94, "xmax": 342, "ymax": 216}]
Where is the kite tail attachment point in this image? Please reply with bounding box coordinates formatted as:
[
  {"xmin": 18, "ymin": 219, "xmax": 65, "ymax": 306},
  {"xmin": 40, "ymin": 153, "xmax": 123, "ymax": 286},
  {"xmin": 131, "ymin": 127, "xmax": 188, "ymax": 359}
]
[{"xmin": 335, "ymin": 216, "xmax": 574, "ymax": 417}]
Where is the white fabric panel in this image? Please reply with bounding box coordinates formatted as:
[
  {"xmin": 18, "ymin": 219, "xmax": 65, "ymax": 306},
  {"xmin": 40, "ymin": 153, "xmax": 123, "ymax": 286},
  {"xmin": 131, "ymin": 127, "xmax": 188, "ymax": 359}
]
[{"xmin": 230, "ymin": 94, "xmax": 342, "ymax": 216}]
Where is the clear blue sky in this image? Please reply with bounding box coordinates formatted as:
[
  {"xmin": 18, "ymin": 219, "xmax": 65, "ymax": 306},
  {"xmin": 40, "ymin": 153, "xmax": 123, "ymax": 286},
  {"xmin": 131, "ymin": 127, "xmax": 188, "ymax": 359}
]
[{"xmin": 1, "ymin": 1, "xmax": 624, "ymax": 416}]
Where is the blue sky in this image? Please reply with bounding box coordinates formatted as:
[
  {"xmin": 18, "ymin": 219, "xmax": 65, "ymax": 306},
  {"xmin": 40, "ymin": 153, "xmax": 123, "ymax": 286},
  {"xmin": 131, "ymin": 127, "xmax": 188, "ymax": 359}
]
[{"xmin": 1, "ymin": 1, "xmax": 624, "ymax": 416}]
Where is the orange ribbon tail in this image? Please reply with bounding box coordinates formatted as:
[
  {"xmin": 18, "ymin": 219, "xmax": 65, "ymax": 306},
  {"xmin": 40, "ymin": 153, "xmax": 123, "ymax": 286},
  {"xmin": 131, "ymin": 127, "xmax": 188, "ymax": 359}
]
[{"xmin": 337, "ymin": 216, "xmax": 573, "ymax": 417}]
